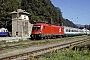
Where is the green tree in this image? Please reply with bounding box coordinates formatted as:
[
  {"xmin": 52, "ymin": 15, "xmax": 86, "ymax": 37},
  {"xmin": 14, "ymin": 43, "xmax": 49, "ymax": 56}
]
[
  {"xmin": 0, "ymin": 0, "xmax": 22, "ymax": 31},
  {"xmin": 21, "ymin": 0, "xmax": 64, "ymax": 25},
  {"xmin": 0, "ymin": 0, "xmax": 77, "ymax": 32}
]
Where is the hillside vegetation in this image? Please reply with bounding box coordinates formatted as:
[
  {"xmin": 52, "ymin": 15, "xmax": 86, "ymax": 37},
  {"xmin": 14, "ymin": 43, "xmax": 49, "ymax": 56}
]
[{"xmin": 0, "ymin": 0, "xmax": 77, "ymax": 32}]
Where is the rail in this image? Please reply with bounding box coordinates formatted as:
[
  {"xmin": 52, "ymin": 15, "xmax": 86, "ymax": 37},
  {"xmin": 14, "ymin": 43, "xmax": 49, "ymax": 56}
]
[{"xmin": 0, "ymin": 38, "xmax": 90, "ymax": 60}]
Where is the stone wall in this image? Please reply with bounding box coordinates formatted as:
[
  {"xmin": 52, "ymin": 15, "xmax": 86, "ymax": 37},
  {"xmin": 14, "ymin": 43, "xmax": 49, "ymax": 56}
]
[
  {"xmin": 12, "ymin": 20, "xmax": 18, "ymax": 37},
  {"xmin": 12, "ymin": 19, "xmax": 33, "ymax": 37}
]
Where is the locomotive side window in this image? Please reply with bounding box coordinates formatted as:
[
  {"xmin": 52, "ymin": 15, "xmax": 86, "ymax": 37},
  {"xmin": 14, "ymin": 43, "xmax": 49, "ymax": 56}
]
[{"xmin": 33, "ymin": 26, "xmax": 41, "ymax": 30}]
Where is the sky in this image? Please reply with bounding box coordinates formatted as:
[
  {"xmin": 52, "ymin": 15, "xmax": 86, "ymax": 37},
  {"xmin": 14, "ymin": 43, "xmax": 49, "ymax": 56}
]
[{"xmin": 51, "ymin": 0, "xmax": 90, "ymax": 25}]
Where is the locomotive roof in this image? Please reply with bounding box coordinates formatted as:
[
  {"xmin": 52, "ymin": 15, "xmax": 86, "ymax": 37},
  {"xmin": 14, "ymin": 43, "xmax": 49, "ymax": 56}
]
[
  {"xmin": 34, "ymin": 23, "xmax": 47, "ymax": 25},
  {"xmin": 34, "ymin": 23, "xmax": 63, "ymax": 27}
]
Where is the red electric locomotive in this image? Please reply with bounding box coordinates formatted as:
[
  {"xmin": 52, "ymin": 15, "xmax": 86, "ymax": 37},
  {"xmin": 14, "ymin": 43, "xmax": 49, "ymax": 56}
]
[{"xmin": 30, "ymin": 23, "xmax": 64, "ymax": 39}]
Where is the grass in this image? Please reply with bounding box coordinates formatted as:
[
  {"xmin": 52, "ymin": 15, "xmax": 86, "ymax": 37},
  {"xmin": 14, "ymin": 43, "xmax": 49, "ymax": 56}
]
[
  {"xmin": 34, "ymin": 46, "xmax": 90, "ymax": 60},
  {"xmin": 0, "ymin": 35, "xmax": 89, "ymax": 45},
  {"xmin": 0, "ymin": 35, "xmax": 89, "ymax": 53}
]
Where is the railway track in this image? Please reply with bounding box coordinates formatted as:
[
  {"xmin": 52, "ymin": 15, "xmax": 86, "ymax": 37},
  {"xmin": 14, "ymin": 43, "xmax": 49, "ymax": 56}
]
[{"xmin": 0, "ymin": 37, "xmax": 90, "ymax": 60}]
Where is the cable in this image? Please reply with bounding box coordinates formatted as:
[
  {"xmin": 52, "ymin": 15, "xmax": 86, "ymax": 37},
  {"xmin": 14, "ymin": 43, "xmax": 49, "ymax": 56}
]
[{"xmin": 60, "ymin": 0, "xmax": 90, "ymax": 20}]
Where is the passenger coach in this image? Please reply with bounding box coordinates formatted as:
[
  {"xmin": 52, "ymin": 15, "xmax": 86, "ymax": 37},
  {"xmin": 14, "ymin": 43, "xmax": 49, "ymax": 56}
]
[
  {"xmin": 0, "ymin": 28, "xmax": 9, "ymax": 36},
  {"xmin": 64, "ymin": 26, "xmax": 83, "ymax": 37}
]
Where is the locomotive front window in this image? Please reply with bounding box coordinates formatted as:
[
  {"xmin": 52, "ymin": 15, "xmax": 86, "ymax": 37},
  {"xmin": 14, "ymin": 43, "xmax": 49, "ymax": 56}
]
[{"xmin": 33, "ymin": 26, "xmax": 41, "ymax": 30}]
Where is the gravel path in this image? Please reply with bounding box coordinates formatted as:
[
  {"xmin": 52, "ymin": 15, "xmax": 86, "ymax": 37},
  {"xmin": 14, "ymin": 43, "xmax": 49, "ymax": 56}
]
[{"xmin": 0, "ymin": 37, "xmax": 30, "ymax": 42}]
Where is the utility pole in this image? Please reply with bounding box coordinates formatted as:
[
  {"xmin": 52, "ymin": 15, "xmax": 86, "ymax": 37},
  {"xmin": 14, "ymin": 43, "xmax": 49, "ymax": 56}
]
[{"xmin": 50, "ymin": 18, "xmax": 52, "ymax": 24}]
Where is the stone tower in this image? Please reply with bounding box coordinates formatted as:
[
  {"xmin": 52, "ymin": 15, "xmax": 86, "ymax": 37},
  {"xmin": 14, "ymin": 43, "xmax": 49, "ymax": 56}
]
[{"xmin": 11, "ymin": 9, "xmax": 33, "ymax": 37}]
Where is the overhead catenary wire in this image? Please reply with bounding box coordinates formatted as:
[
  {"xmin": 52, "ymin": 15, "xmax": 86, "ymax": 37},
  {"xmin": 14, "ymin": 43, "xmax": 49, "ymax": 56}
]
[{"xmin": 60, "ymin": 0, "xmax": 90, "ymax": 21}]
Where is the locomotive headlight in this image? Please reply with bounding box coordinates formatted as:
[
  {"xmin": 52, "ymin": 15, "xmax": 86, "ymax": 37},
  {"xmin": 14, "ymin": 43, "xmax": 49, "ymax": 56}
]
[
  {"xmin": 39, "ymin": 31, "xmax": 41, "ymax": 33},
  {"xmin": 31, "ymin": 34, "xmax": 33, "ymax": 37}
]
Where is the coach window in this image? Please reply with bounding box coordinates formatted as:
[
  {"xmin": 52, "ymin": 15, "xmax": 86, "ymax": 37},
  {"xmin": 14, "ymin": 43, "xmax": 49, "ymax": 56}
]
[
  {"xmin": 6, "ymin": 30, "xmax": 8, "ymax": 32},
  {"xmin": 69, "ymin": 30, "xmax": 70, "ymax": 32},
  {"xmin": 66, "ymin": 29, "xmax": 69, "ymax": 32},
  {"xmin": 72, "ymin": 30, "xmax": 73, "ymax": 32},
  {"xmin": 66, "ymin": 29, "xmax": 68, "ymax": 32}
]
